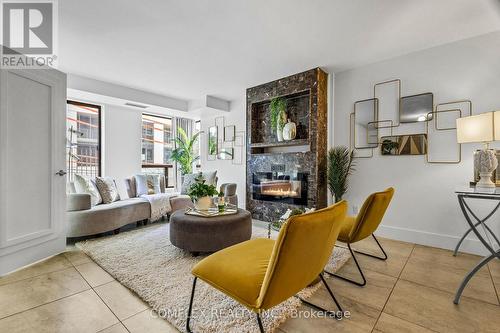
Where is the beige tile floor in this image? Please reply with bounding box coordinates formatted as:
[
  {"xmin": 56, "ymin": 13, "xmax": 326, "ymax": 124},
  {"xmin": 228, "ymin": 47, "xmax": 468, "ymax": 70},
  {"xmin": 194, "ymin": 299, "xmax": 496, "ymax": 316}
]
[{"xmin": 0, "ymin": 229, "xmax": 499, "ymax": 333}]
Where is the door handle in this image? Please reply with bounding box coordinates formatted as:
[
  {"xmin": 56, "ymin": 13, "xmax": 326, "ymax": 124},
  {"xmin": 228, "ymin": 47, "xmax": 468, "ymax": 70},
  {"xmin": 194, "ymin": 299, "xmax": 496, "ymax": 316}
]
[{"xmin": 55, "ymin": 170, "xmax": 67, "ymax": 176}]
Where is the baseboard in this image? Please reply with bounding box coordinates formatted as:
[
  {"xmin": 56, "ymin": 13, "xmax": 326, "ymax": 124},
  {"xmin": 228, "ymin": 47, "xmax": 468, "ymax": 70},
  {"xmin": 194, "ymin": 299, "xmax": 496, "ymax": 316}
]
[{"xmin": 376, "ymin": 224, "xmax": 491, "ymax": 256}]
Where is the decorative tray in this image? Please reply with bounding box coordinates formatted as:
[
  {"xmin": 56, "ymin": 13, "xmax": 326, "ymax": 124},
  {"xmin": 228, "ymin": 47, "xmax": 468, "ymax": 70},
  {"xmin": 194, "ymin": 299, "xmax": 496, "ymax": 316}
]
[{"xmin": 185, "ymin": 207, "xmax": 238, "ymax": 218}]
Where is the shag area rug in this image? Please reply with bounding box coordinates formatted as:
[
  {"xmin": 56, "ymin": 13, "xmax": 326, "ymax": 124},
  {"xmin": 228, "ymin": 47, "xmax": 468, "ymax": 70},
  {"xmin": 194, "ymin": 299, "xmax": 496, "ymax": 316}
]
[{"xmin": 77, "ymin": 223, "xmax": 350, "ymax": 333}]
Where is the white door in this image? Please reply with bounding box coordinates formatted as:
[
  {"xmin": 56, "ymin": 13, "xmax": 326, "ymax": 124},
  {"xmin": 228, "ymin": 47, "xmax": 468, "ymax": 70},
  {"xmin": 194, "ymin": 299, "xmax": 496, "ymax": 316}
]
[{"xmin": 0, "ymin": 67, "xmax": 67, "ymax": 276}]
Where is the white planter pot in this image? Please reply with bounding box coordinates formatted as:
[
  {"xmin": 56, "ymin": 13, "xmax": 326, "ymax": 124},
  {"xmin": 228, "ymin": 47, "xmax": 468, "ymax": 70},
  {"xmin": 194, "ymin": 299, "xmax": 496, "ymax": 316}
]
[
  {"xmin": 282, "ymin": 120, "xmax": 296, "ymax": 141},
  {"xmin": 277, "ymin": 124, "xmax": 284, "ymax": 142},
  {"xmin": 194, "ymin": 196, "xmax": 212, "ymax": 210}
]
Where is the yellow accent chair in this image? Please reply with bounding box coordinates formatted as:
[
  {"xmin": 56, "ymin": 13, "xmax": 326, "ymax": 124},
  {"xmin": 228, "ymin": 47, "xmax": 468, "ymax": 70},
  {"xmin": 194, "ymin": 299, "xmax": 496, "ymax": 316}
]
[
  {"xmin": 186, "ymin": 201, "xmax": 348, "ymax": 333},
  {"xmin": 327, "ymin": 187, "xmax": 395, "ymax": 286}
]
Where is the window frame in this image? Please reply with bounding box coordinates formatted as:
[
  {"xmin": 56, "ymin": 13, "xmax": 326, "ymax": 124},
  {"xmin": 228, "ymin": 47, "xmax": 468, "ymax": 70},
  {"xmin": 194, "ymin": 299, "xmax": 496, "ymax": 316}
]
[
  {"xmin": 141, "ymin": 112, "xmax": 176, "ymax": 189},
  {"xmin": 67, "ymin": 100, "xmax": 102, "ymax": 177}
]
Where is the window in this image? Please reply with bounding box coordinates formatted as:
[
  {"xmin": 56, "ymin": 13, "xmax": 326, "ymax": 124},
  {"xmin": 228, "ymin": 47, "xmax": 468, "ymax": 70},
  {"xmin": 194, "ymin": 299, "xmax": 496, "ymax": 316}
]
[
  {"xmin": 141, "ymin": 114, "xmax": 175, "ymax": 188},
  {"xmin": 66, "ymin": 101, "xmax": 101, "ymax": 181}
]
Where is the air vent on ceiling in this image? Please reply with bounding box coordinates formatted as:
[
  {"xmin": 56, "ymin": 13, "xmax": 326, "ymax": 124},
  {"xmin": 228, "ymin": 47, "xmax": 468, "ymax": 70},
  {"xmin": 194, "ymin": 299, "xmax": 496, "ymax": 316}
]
[{"xmin": 125, "ymin": 102, "xmax": 148, "ymax": 109}]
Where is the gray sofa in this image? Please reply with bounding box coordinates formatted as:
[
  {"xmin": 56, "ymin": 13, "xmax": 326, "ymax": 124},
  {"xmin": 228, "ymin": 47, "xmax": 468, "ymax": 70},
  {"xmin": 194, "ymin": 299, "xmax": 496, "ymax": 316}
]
[
  {"xmin": 67, "ymin": 194, "xmax": 150, "ymax": 237},
  {"xmin": 66, "ymin": 176, "xmax": 169, "ymax": 238}
]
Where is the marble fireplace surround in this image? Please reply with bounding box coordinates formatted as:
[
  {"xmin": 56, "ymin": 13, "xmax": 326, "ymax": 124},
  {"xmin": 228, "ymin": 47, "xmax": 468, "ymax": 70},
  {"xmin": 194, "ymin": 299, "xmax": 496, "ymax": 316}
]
[{"xmin": 246, "ymin": 68, "xmax": 328, "ymax": 222}]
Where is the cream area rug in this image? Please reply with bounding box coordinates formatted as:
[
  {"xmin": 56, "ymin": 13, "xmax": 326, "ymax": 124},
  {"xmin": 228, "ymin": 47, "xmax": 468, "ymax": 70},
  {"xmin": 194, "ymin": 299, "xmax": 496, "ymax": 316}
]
[{"xmin": 77, "ymin": 223, "xmax": 350, "ymax": 333}]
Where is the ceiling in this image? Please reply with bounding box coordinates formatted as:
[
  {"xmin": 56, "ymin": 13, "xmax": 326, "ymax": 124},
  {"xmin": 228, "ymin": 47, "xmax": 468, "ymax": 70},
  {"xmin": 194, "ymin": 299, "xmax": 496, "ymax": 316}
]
[{"xmin": 59, "ymin": 0, "xmax": 500, "ymax": 105}]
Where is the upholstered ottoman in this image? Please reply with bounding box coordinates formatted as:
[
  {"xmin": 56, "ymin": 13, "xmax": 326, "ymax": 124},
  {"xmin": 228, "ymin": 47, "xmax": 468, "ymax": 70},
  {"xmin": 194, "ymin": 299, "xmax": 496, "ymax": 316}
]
[{"xmin": 169, "ymin": 209, "xmax": 252, "ymax": 255}]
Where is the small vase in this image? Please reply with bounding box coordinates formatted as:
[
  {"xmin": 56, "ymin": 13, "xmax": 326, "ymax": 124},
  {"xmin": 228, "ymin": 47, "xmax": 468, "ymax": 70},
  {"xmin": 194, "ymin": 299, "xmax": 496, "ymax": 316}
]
[
  {"xmin": 276, "ymin": 124, "xmax": 284, "ymax": 142},
  {"xmin": 282, "ymin": 119, "xmax": 296, "ymax": 141},
  {"xmin": 194, "ymin": 196, "xmax": 212, "ymax": 211}
]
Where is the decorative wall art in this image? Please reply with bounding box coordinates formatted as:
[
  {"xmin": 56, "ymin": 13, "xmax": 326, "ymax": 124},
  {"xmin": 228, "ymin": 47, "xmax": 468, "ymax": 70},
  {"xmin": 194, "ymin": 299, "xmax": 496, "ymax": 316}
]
[
  {"xmin": 205, "ymin": 116, "xmax": 245, "ymax": 162},
  {"xmin": 348, "ymin": 77, "xmax": 472, "ymax": 164},
  {"xmin": 224, "ymin": 125, "xmax": 235, "ymax": 142}
]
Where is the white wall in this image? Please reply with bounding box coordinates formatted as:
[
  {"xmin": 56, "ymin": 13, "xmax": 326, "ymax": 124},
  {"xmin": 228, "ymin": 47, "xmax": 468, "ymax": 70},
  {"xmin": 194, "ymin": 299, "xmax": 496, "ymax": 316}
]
[
  {"xmin": 334, "ymin": 31, "xmax": 500, "ymax": 255},
  {"xmin": 103, "ymin": 105, "xmax": 142, "ymax": 197},
  {"xmin": 200, "ymin": 98, "xmax": 247, "ymax": 208}
]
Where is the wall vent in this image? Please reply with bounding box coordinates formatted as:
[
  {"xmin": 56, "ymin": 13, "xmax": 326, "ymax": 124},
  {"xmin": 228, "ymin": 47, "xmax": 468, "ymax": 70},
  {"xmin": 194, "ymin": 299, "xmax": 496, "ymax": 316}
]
[{"xmin": 125, "ymin": 102, "xmax": 148, "ymax": 109}]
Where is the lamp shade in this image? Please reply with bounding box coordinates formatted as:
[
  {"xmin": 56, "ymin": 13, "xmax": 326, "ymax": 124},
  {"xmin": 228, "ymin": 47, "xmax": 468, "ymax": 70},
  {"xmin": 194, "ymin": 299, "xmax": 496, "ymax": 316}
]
[
  {"xmin": 456, "ymin": 112, "xmax": 494, "ymax": 143},
  {"xmin": 494, "ymin": 111, "xmax": 500, "ymax": 141}
]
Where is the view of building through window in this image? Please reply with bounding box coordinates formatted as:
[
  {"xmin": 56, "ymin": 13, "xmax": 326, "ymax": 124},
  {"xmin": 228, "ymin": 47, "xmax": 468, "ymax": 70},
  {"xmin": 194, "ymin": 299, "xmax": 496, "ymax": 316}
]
[
  {"xmin": 141, "ymin": 114, "xmax": 175, "ymax": 188},
  {"xmin": 66, "ymin": 101, "xmax": 101, "ymax": 182}
]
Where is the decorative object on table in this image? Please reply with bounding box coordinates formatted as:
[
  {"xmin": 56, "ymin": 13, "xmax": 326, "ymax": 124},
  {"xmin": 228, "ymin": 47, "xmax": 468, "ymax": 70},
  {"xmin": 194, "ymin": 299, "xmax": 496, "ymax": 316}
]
[
  {"xmin": 282, "ymin": 119, "xmax": 297, "ymax": 141},
  {"xmin": 224, "ymin": 125, "xmax": 235, "ymax": 142},
  {"xmin": 400, "ymin": 92, "xmax": 434, "ymax": 123},
  {"xmin": 216, "ymin": 191, "xmax": 226, "ymax": 212},
  {"xmin": 267, "ymin": 207, "xmax": 315, "ymax": 238},
  {"xmin": 327, "ymin": 146, "xmax": 356, "ymax": 203},
  {"xmin": 217, "ymin": 147, "xmax": 234, "ymax": 160},
  {"xmin": 185, "ymin": 207, "xmax": 238, "ymax": 217},
  {"xmin": 270, "ymin": 97, "xmax": 287, "ymax": 142},
  {"xmin": 456, "ymin": 112, "xmax": 500, "ymax": 188},
  {"xmin": 380, "ymin": 134, "xmax": 427, "ymax": 155},
  {"xmin": 188, "ymin": 173, "xmax": 218, "ymax": 210},
  {"xmin": 171, "ymin": 127, "xmax": 200, "ymax": 175},
  {"xmin": 208, "ymin": 126, "xmax": 218, "ymax": 157},
  {"xmin": 472, "ymin": 150, "xmax": 500, "ymax": 186}
]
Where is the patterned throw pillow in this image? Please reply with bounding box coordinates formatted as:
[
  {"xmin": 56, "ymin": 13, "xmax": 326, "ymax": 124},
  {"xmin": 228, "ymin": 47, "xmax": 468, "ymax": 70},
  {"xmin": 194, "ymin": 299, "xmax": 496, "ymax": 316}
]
[
  {"xmin": 73, "ymin": 174, "xmax": 102, "ymax": 206},
  {"xmin": 135, "ymin": 174, "xmax": 161, "ymax": 196},
  {"xmin": 95, "ymin": 177, "xmax": 121, "ymax": 204}
]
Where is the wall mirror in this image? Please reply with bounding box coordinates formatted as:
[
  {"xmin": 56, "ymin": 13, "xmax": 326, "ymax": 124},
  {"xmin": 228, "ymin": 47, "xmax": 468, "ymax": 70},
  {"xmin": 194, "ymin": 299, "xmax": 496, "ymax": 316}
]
[
  {"xmin": 208, "ymin": 126, "xmax": 218, "ymax": 156},
  {"xmin": 354, "ymin": 98, "xmax": 379, "ymax": 148},
  {"xmin": 400, "ymin": 93, "xmax": 433, "ymax": 123},
  {"xmin": 217, "ymin": 148, "xmax": 233, "ymax": 160},
  {"xmin": 381, "ymin": 134, "xmax": 427, "ymax": 155},
  {"xmin": 224, "ymin": 125, "xmax": 235, "ymax": 142}
]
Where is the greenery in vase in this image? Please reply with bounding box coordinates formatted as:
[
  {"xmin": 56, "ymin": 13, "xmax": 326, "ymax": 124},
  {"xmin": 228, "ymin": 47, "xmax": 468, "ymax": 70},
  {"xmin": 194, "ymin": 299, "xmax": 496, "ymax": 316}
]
[
  {"xmin": 171, "ymin": 127, "xmax": 200, "ymax": 175},
  {"xmin": 187, "ymin": 173, "xmax": 218, "ymax": 200},
  {"xmin": 327, "ymin": 146, "xmax": 356, "ymax": 202},
  {"xmin": 270, "ymin": 97, "xmax": 287, "ymax": 132},
  {"xmin": 268, "ymin": 208, "xmax": 305, "ymax": 237}
]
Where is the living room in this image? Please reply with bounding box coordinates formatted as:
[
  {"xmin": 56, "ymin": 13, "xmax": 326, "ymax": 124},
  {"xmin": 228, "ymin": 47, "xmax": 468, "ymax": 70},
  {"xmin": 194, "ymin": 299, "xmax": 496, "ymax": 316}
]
[{"xmin": 1, "ymin": 1, "xmax": 500, "ymax": 333}]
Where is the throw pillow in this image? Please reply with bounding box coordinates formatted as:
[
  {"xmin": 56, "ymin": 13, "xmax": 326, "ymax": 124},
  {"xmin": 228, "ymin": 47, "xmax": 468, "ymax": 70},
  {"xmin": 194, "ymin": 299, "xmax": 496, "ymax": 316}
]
[
  {"xmin": 73, "ymin": 174, "xmax": 102, "ymax": 206},
  {"xmin": 95, "ymin": 177, "xmax": 121, "ymax": 204},
  {"xmin": 180, "ymin": 171, "xmax": 217, "ymax": 195},
  {"xmin": 135, "ymin": 174, "xmax": 161, "ymax": 196}
]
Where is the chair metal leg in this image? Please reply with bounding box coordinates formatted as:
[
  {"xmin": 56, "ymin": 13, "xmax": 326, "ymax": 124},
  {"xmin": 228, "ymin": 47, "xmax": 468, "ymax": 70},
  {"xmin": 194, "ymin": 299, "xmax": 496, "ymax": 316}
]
[
  {"xmin": 325, "ymin": 243, "xmax": 367, "ymax": 286},
  {"xmin": 186, "ymin": 277, "xmax": 197, "ymax": 333},
  {"xmin": 352, "ymin": 234, "xmax": 388, "ymax": 260},
  {"xmin": 297, "ymin": 273, "xmax": 344, "ymax": 319},
  {"xmin": 256, "ymin": 313, "xmax": 265, "ymax": 333}
]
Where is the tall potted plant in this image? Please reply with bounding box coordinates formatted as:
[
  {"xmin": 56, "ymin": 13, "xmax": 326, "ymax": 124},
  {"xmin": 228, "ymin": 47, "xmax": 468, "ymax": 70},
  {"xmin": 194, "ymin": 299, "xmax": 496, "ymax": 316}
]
[
  {"xmin": 270, "ymin": 97, "xmax": 287, "ymax": 142},
  {"xmin": 171, "ymin": 127, "xmax": 200, "ymax": 175},
  {"xmin": 327, "ymin": 146, "xmax": 356, "ymax": 202}
]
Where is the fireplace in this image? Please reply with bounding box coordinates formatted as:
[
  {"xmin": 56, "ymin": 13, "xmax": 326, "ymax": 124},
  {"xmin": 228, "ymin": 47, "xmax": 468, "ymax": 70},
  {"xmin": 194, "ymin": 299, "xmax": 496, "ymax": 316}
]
[{"xmin": 252, "ymin": 172, "xmax": 308, "ymax": 205}]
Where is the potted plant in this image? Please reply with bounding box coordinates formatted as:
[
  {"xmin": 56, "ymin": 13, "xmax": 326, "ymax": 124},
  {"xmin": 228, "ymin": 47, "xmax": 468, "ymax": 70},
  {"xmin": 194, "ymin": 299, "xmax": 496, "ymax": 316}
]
[
  {"xmin": 270, "ymin": 97, "xmax": 287, "ymax": 142},
  {"xmin": 188, "ymin": 173, "xmax": 218, "ymax": 210},
  {"xmin": 171, "ymin": 127, "xmax": 200, "ymax": 175},
  {"xmin": 327, "ymin": 146, "xmax": 356, "ymax": 202}
]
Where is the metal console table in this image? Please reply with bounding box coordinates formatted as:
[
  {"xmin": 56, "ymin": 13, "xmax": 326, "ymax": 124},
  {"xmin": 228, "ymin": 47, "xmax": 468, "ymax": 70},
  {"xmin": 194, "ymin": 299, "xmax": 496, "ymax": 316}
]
[{"xmin": 454, "ymin": 187, "xmax": 500, "ymax": 304}]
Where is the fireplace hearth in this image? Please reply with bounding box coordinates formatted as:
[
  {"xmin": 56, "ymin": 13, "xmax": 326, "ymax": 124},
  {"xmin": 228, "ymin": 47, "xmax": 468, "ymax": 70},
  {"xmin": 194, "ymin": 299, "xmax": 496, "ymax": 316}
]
[
  {"xmin": 252, "ymin": 172, "xmax": 308, "ymax": 205},
  {"xmin": 246, "ymin": 68, "xmax": 328, "ymax": 222}
]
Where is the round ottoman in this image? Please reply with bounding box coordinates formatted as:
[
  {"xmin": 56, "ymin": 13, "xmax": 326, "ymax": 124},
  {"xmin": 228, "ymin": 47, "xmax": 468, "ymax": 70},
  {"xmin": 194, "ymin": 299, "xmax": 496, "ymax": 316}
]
[{"xmin": 169, "ymin": 209, "xmax": 252, "ymax": 254}]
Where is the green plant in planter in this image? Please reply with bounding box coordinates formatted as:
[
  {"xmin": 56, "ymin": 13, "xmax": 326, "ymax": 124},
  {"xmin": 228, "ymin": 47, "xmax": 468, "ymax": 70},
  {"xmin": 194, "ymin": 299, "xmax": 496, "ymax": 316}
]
[
  {"xmin": 327, "ymin": 146, "xmax": 356, "ymax": 202},
  {"xmin": 187, "ymin": 173, "xmax": 218, "ymax": 201},
  {"xmin": 268, "ymin": 208, "xmax": 306, "ymax": 238},
  {"xmin": 270, "ymin": 97, "xmax": 287, "ymax": 133},
  {"xmin": 171, "ymin": 127, "xmax": 200, "ymax": 175}
]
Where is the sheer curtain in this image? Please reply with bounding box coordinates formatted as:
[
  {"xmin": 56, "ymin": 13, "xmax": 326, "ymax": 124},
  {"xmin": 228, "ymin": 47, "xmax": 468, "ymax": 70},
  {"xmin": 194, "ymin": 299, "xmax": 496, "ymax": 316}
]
[{"xmin": 175, "ymin": 117, "xmax": 195, "ymax": 186}]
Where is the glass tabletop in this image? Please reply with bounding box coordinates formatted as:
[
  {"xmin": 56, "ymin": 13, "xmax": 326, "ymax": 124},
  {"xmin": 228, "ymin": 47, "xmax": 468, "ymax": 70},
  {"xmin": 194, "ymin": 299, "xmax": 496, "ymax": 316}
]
[{"xmin": 455, "ymin": 186, "xmax": 500, "ymax": 196}]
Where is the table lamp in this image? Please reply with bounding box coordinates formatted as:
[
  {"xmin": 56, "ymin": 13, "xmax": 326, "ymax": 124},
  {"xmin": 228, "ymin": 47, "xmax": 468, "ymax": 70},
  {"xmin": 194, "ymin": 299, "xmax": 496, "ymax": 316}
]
[{"xmin": 456, "ymin": 112, "xmax": 500, "ymax": 188}]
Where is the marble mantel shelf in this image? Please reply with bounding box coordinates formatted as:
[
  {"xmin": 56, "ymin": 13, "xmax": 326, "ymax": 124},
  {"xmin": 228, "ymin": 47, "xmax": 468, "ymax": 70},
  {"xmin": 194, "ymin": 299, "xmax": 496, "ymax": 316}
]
[{"xmin": 250, "ymin": 139, "xmax": 309, "ymax": 148}]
